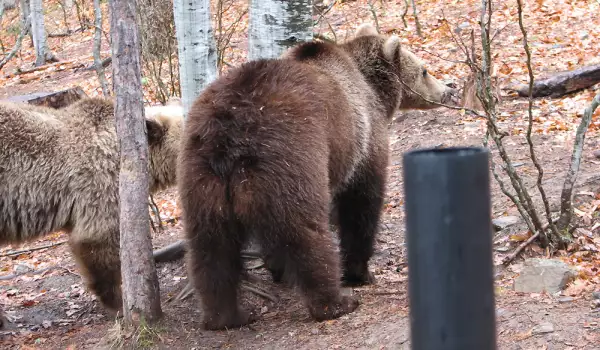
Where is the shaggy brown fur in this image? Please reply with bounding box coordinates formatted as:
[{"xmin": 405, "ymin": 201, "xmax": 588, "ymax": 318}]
[
  {"xmin": 178, "ymin": 23, "xmax": 457, "ymax": 330},
  {"xmin": 0, "ymin": 98, "xmax": 182, "ymax": 316}
]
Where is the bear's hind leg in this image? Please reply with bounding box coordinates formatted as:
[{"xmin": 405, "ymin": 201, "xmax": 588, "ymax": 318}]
[
  {"xmin": 69, "ymin": 233, "xmax": 122, "ymax": 312},
  {"xmin": 257, "ymin": 220, "xmax": 359, "ymax": 321},
  {"xmin": 336, "ymin": 162, "xmax": 386, "ymax": 287},
  {"xmin": 186, "ymin": 219, "xmax": 251, "ymax": 330}
]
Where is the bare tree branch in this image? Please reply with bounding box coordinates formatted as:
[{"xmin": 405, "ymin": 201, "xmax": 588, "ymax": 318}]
[
  {"xmin": 0, "ymin": 17, "xmax": 30, "ymax": 71},
  {"xmin": 516, "ymin": 0, "xmax": 562, "ymax": 245}
]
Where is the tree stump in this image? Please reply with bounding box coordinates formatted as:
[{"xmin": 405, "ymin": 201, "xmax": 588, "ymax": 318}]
[{"xmin": 2, "ymin": 86, "xmax": 88, "ymax": 109}]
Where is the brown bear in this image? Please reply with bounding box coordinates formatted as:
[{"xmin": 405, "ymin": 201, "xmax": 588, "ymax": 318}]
[
  {"xmin": 177, "ymin": 23, "xmax": 457, "ymax": 330},
  {"xmin": 0, "ymin": 98, "xmax": 183, "ymax": 321}
]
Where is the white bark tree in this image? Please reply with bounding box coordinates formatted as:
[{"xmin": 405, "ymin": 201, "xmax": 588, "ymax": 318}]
[
  {"xmin": 173, "ymin": 0, "xmax": 217, "ymax": 118},
  {"xmin": 109, "ymin": 0, "xmax": 162, "ymax": 324},
  {"xmin": 248, "ymin": 0, "xmax": 313, "ymax": 61},
  {"xmin": 30, "ymin": 0, "xmax": 48, "ymax": 66},
  {"xmin": 19, "ymin": 0, "xmax": 33, "ymax": 46}
]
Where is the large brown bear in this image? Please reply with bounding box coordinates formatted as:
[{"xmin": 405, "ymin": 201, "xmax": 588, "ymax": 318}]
[
  {"xmin": 0, "ymin": 98, "xmax": 183, "ymax": 319},
  {"xmin": 178, "ymin": 23, "xmax": 457, "ymax": 330}
]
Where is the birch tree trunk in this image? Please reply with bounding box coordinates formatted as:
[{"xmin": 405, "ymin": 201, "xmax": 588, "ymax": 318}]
[
  {"xmin": 109, "ymin": 0, "xmax": 162, "ymax": 324},
  {"xmin": 173, "ymin": 0, "xmax": 217, "ymax": 118},
  {"xmin": 30, "ymin": 0, "xmax": 48, "ymax": 66},
  {"xmin": 19, "ymin": 0, "xmax": 33, "ymax": 47},
  {"xmin": 248, "ymin": 0, "xmax": 313, "ymax": 61}
]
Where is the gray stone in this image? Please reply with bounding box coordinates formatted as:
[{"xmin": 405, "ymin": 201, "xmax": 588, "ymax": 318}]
[
  {"xmin": 592, "ymin": 291, "xmax": 600, "ymax": 300},
  {"xmin": 532, "ymin": 321, "xmax": 554, "ymax": 334},
  {"xmin": 492, "ymin": 216, "xmax": 520, "ymax": 231},
  {"xmin": 513, "ymin": 258, "xmax": 577, "ymax": 294}
]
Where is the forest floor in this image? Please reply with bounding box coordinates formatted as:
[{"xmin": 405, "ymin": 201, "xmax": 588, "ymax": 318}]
[{"xmin": 1, "ymin": 0, "xmax": 600, "ymax": 349}]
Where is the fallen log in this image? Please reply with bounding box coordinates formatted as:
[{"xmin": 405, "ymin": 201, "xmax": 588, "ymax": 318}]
[
  {"xmin": 153, "ymin": 240, "xmax": 186, "ymax": 263},
  {"xmin": 2, "ymin": 86, "xmax": 88, "ymax": 109},
  {"xmin": 516, "ymin": 64, "xmax": 600, "ymax": 98},
  {"xmin": 153, "ymin": 239, "xmax": 262, "ymax": 263}
]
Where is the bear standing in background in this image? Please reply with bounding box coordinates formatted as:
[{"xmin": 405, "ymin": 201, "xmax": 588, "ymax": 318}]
[
  {"xmin": 0, "ymin": 98, "xmax": 183, "ymax": 321},
  {"xmin": 178, "ymin": 23, "xmax": 457, "ymax": 330}
]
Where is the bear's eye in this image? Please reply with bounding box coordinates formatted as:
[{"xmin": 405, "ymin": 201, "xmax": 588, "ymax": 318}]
[{"xmin": 422, "ymin": 68, "xmax": 428, "ymax": 77}]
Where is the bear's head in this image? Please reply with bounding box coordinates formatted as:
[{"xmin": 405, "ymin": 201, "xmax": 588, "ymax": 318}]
[
  {"xmin": 353, "ymin": 23, "xmax": 458, "ymax": 110},
  {"xmin": 145, "ymin": 99, "xmax": 184, "ymax": 193}
]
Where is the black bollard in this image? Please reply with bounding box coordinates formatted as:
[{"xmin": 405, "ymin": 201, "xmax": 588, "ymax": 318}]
[{"xmin": 403, "ymin": 147, "xmax": 497, "ymax": 350}]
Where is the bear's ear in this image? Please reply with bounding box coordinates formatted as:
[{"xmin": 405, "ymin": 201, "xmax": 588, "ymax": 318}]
[
  {"xmin": 146, "ymin": 118, "xmax": 165, "ymax": 146},
  {"xmin": 383, "ymin": 35, "xmax": 400, "ymax": 62},
  {"xmin": 354, "ymin": 23, "xmax": 379, "ymax": 37}
]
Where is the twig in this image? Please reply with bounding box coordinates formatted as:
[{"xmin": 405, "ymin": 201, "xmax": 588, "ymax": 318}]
[
  {"xmin": 516, "ymin": 0, "xmax": 561, "ymax": 245},
  {"xmin": 148, "ymin": 194, "xmax": 163, "ymax": 233},
  {"xmin": 241, "ymin": 283, "xmax": 278, "ymax": 303},
  {"xmin": 502, "ymin": 218, "xmax": 559, "ymax": 265},
  {"xmin": 313, "ymin": 0, "xmax": 338, "ymax": 43},
  {"xmin": 0, "ymin": 17, "xmax": 30, "ymax": 71},
  {"xmin": 401, "ymin": 0, "xmax": 409, "ymax": 28},
  {"xmin": 367, "ymin": 1, "xmax": 380, "ymax": 33},
  {"xmin": 418, "ymin": 47, "xmax": 468, "ymax": 65},
  {"xmin": 0, "ymin": 241, "xmax": 67, "ymax": 258},
  {"xmin": 410, "ymin": 0, "xmax": 422, "ymax": 37},
  {"xmin": 484, "ymin": 132, "xmax": 537, "ymax": 237}
]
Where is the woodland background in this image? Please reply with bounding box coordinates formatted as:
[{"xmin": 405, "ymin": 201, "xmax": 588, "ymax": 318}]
[{"xmin": 1, "ymin": 0, "xmax": 600, "ymax": 348}]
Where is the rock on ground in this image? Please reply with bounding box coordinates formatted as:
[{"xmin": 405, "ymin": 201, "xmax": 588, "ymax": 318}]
[{"xmin": 513, "ymin": 258, "xmax": 577, "ymax": 294}]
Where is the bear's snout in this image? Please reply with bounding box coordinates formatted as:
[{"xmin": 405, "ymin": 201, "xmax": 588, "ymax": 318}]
[{"xmin": 441, "ymin": 85, "xmax": 460, "ymax": 106}]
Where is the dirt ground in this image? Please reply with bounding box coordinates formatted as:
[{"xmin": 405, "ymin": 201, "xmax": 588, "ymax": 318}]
[{"xmin": 1, "ymin": 0, "xmax": 600, "ymax": 349}]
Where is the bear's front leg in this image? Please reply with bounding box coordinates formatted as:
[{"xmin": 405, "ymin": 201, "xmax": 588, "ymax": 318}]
[{"xmin": 69, "ymin": 234, "xmax": 123, "ymax": 312}]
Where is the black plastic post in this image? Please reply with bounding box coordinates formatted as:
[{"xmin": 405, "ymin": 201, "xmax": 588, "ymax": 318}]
[{"xmin": 403, "ymin": 147, "xmax": 497, "ymax": 350}]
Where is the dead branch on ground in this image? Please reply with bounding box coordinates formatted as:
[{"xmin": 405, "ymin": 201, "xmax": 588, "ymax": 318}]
[
  {"xmin": 0, "ymin": 241, "xmax": 67, "ymax": 258},
  {"xmin": 512, "ymin": 64, "xmax": 600, "ymax": 98},
  {"xmin": 153, "ymin": 240, "xmax": 262, "ymax": 263}
]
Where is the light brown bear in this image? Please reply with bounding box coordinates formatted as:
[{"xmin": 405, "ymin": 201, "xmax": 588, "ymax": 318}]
[
  {"xmin": 0, "ymin": 98, "xmax": 183, "ymax": 323},
  {"xmin": 178, "ymin": 23, "xmax": 457, "ymax": 330}
]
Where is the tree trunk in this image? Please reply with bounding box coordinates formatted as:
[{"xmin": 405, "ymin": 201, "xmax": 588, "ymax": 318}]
[
  {"xmin": 30, "ymin": 0, "xmax": 47, "ymax": 66},
  {"xmin": 248, "ymin": 0, "xmax": 313, "ymax": 61},
  {"xmin": 557, "ymin": 91, "xmax": 600, "ymax": 231},
  {"xmin": 173, "ymin": 0, "xmax": 217, "ymax": 118},
  {"xmin": 19, "ymin": 0, "xmax": 33, "ymax": 45},
  {"xmin": 515, "ymin": 64, "xmax": 600, "ymax": 98},
  {"xmin": 1, "ymin": 86, "xmax": 87, "ymax": 108},
  {"xmin": 93, "ymin": 0, "xmax": 109, "ymax": 96},
  {"xmin": 109, "ymin": 0, "xmax": 162, "ymax": 324}
]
